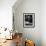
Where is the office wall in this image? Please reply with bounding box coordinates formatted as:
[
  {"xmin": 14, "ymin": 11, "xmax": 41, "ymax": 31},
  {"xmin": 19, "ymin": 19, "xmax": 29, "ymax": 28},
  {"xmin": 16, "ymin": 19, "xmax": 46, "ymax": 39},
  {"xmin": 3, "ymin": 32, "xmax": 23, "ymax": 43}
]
[
  {"xmin": 13, "ymin": 0, "xmax": 41, "ymax": 46},
  {"xmin": 41, "ymin": 0, "xmax": 46, "ymax": 46}
]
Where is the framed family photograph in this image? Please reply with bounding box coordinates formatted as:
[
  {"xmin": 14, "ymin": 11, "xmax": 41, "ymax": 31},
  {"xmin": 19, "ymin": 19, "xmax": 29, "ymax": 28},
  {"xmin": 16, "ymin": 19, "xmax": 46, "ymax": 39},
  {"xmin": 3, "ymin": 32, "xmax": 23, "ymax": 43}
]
[{"xmin": 23, "ymin": 13, "xmax": 35, "ymax": 28}]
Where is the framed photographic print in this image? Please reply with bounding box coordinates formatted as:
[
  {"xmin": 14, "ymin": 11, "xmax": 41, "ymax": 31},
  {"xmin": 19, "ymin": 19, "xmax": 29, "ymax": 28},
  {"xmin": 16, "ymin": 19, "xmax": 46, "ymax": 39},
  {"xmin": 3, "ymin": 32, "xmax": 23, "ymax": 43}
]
[{"xmin": 23, "ymin": 13, "xmax": 35, "ymax": 28}]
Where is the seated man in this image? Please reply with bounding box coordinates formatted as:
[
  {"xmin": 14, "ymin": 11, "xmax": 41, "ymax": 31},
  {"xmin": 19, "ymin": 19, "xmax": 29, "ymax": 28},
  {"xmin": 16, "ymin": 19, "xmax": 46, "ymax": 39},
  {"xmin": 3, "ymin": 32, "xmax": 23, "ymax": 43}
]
[{"xmin": 15, "ymin": 33, "xmax": 22, "ymax": 46}]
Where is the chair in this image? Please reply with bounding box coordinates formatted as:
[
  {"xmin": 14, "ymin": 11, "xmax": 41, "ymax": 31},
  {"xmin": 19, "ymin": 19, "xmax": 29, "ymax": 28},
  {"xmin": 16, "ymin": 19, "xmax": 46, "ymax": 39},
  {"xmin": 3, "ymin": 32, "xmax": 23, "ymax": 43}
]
[{"xmin": 25, "ymin": 40, "xmax": 35, "ymax": 46}]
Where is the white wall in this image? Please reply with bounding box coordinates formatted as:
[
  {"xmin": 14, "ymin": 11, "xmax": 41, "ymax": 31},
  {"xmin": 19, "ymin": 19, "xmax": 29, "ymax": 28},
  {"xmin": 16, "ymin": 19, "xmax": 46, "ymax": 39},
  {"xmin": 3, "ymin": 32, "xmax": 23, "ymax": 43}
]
[
  {"xmin": 41, "ymin": 0, "xmax": 46, "ymax": 46},
  {"xmin": 13, "ymin": 0, "xmax": 41, "ymax": 46},
  {"xmin": 0, "ymin": 0, "xmax": 16, "ymax": 30}
]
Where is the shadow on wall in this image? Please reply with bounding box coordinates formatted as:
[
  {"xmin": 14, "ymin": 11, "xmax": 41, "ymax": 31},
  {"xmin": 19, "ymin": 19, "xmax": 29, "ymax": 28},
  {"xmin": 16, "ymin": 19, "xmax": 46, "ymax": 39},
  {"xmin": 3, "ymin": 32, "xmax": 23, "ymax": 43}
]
[{"xmin": 23, "ymin": 32, "xmax": 41, "ymax": 46}]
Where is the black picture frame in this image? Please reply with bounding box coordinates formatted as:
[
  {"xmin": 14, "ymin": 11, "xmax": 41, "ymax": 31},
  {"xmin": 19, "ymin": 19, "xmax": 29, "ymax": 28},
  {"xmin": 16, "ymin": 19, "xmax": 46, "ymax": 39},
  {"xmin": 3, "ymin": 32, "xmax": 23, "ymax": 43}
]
[{"xmin": 23, "ymin": 13, "xmax": 35, "ymax": 28}]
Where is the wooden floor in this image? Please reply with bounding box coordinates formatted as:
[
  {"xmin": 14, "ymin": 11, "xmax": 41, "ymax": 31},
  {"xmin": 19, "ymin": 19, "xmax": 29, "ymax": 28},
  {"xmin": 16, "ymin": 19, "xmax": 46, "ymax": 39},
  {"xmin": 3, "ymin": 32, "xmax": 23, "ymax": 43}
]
[{"xmin": 0, "ymin": 39, "xmax": 16, "ymax": 46}]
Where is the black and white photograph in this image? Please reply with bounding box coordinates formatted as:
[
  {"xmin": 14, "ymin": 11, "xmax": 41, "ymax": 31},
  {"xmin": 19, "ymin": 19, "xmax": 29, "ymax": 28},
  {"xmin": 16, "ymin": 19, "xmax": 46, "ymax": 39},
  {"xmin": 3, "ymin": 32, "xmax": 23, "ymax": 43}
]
[{"xmin": 23, "ymin": 13, "xmax": 35, "ymax": 28}]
